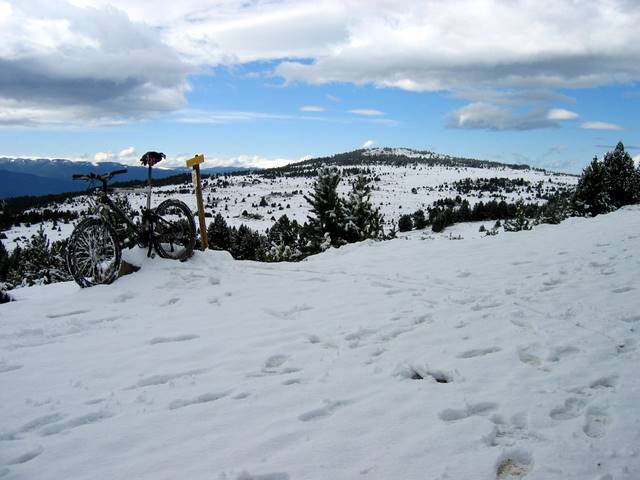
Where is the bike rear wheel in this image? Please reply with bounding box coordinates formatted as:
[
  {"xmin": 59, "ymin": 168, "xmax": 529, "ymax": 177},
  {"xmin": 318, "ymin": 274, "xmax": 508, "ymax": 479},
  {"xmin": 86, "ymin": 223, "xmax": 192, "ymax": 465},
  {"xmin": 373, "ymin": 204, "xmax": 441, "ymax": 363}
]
[
  {"xmin": 152, "ymin": 199, "xmax": 196, "ymax": 261},
  {"xmin": 67, "ymin": 217, "xmax": 122, "ymax": 287}
]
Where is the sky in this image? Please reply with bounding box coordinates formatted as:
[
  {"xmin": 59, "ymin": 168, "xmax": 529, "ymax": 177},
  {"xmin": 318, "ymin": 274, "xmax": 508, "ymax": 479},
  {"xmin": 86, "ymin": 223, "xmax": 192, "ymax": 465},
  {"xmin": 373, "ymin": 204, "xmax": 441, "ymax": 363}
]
[{"xmin": 0, "ymin": 0, "xmax": 639, "ymax": 172}]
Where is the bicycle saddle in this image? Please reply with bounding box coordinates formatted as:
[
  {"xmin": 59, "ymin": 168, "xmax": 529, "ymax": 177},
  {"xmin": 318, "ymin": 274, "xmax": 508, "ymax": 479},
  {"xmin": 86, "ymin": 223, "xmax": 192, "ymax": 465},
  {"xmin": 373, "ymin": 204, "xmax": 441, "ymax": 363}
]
[{"xmin": 140, "ymin": 151, "xmax": 165, "ymax": 167}]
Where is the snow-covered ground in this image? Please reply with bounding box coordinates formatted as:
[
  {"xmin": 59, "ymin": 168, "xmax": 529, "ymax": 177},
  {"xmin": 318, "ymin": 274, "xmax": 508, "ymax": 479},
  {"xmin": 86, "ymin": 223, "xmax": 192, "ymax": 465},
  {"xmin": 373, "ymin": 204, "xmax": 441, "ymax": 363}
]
[
  {"xmin": 3, "ymin": 163, "xmax": 577, "ymax": 251},
  {"xmin": 1, "ymin": 206, "xmax": 639, "ymax": 479}
]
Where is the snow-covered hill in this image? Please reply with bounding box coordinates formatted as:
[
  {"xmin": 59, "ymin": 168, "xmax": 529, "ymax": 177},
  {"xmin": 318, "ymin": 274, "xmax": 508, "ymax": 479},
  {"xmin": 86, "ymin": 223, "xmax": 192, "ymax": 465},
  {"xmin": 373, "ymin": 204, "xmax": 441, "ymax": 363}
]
[
  {"xmin": 3, "ymin": 156, "xmax": 577, "ymax": 251},
  {"xmin": 1, "ymin": 207, "xmax": 639, "ymax": 480}
]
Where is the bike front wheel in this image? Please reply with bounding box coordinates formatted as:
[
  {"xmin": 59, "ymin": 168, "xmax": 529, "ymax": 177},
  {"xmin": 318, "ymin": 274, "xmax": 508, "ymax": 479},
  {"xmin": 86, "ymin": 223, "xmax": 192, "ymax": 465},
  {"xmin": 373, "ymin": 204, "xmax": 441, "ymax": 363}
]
[
  {"xmin": 67, "ymin": 217, "xmax": 122, "ymax": 287},
  {"xmin": 152, "ymin": 199, "xmax": 196, "ymax": 261}
]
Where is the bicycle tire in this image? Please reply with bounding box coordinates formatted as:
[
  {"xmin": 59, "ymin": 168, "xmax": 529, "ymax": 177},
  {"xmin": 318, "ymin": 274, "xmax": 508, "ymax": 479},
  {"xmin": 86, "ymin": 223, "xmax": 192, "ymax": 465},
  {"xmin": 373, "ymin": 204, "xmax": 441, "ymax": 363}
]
[
  {"xmin": 67, "ymin": 217, "xmax": 122, "ymax": 288},
  {"xmin": 152, "ymin": 199, "xmax": 196, "ymax": 261}
]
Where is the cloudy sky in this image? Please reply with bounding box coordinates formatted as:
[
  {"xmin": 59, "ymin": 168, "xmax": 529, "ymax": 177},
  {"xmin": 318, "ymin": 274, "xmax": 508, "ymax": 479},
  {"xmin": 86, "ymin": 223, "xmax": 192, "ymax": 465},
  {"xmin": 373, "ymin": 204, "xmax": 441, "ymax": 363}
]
[{"xmin": 0, "ymin": 0, "xmax": 638, "ymax": 171}]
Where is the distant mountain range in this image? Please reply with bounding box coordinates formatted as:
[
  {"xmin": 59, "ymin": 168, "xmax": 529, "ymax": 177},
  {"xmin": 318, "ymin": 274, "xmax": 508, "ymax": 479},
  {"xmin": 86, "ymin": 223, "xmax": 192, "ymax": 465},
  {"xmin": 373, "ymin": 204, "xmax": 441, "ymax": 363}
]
[
  {"xmin": 0, "ymin": 158, "xmax": 248, "ymax": 198},
  {"xmin": 1, "ymin": 148, "xmax": 562, "ymax": 198}
]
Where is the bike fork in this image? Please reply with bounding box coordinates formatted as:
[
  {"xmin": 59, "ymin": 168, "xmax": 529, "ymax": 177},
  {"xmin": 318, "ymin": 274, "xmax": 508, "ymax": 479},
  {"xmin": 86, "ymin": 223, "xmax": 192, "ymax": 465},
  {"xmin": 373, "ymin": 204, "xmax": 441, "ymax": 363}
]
[{"xmin": 146, "ymin": 165, "xmax": 154, "ymax": 258}]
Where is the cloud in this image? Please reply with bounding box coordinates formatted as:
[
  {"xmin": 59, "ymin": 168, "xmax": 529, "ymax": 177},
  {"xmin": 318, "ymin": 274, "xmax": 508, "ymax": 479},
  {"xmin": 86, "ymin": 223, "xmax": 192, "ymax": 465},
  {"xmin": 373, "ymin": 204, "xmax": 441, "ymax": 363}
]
[
  {"xmin": 177, "ymin": 154, "xmax": 297, "ymax": 169},
  {"xmin": 348, "ymin": 109, "xmax": 384, "ymax": 116},
  {"xmin": 581, "ymin": 121, "xmax": 624, "ymax": 130},
  {"xmin": 0, "ymin": 1, "xmax": 191, "ymax": 126},
  {"xmin": 362, "ymin": 140, "xmax": 375, "ymax": 148},
  {"xmin": 448, "ymin": 103, "xmax": 558, "ymax": 131},
  {"xmin": 93, "ymin": 146, "xmax": 139, "ymax": 165},
  {"xmin": 6, "ymin": 0, "xmax": 639, "ymax": 126},
  {"xmin": 300, "ymin": 105, "xmax": 325, "ymax": 112},
  {"xmin": 547, "ymin": 108, "xmax": 579, "ymax": 120}
]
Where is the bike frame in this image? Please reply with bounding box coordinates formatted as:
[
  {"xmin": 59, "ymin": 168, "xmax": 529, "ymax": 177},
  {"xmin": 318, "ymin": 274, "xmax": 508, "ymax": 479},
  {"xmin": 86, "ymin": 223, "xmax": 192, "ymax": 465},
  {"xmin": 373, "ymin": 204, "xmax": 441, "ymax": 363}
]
[{"xmin": 87, "ymin": 166, "xmax": 172, "ymax": 256}]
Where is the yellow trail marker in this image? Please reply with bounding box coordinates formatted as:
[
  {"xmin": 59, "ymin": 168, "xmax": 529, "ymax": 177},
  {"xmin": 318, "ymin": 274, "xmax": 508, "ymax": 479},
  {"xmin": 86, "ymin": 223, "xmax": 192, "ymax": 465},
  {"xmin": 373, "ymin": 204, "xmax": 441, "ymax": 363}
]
[{"xmin": 186, "ymin": 154, "xmax": 208, "ymax": 250}]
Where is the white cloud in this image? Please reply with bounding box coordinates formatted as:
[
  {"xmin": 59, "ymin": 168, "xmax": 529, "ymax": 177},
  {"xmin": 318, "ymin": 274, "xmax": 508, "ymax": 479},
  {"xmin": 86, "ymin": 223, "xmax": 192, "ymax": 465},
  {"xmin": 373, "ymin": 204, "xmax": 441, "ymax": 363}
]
[
  {"xmin": 4, "ymin": 0, "xmax": 639, "ymax": 127},
  {"xmin": 581, "ymin": 121, "xmax": 624, "ymax": 130},
  {"xmin": 547, "ymin": 108, "xmax": 579, "ymax": 120},
  {"xmin": 448, "ymin": 102, "xmax": 557, "ymax": 131},
  {"xmin": 300, "ymin": 105, "xmax": 325, "ymax": 112},
  {"xmin": 93, "ymin": 146, "xmax": 139, "ymax": 165},
  {"xmin": 348, "ymin": 109, "xmax": 384, "ymax": 116},
  {"xmin": 174, "ymin": 154, "xmax": 298, "ymax": 169},
  {"xmin": 362, "ymin": 140, "xmax": 375, "ymax": 148}
]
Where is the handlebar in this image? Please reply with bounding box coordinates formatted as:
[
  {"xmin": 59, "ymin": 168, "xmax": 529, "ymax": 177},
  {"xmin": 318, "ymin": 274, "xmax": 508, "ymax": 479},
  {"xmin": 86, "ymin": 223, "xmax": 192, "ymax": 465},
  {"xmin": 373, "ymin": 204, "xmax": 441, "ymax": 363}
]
[{"xmin": 71, "ymin": 169, "xmax": 128, "ymax": 182}]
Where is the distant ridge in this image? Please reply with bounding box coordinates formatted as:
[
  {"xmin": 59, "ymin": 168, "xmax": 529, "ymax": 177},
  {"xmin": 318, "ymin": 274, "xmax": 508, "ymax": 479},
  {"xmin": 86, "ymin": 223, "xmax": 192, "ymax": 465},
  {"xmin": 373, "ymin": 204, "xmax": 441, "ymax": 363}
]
[
  {"xmin": 0, "ymin": 157, "xmax": 249, "ymax": 198},
  {"xmin": 259, "ymin": 147, "xmax": 544, "ymax": 177}
]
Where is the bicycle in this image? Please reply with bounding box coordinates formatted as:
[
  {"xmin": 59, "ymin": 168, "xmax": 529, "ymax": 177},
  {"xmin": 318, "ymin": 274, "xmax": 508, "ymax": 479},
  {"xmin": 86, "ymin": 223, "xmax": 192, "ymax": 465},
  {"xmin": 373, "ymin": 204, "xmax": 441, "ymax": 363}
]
[{"xmin": 66, "ymin": 151, "xmax": 196, "ymax": 287}]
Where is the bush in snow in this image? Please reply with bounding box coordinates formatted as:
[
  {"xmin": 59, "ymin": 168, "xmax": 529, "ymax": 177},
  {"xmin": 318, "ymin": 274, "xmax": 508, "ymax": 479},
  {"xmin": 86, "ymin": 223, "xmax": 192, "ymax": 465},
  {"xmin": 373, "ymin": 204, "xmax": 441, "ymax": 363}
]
[
  {"xmin": 266, "ymin": 215, "xmax": 302, "ymax": 261},
  {"xmin": 344, "ymin": 175, "xmax": 385, "ymax": 242},
  {"xmin": 412, "ymin": 209, "xmax": 427, "ymax": 230},
  {"xmin": 0, "ymin": 289, "xmax": 11, "ymax": 304},
  {"xmin": 207, "ymin": 213, "xmax": 233, "ymax": 251},
  {"xmin": 574, "ymin": 142, "xmax": 640, "ymax": 216},
  {"xmin": 503, "ymin": 200, "xmax": 532, "ymax": 232},
  {"xmin": 5, "ymin": 226, "xmax": 71, "ymax": 287},
  {"xmin": 398, "ymin": 214, "xmax": 413, "ymax": 232}
]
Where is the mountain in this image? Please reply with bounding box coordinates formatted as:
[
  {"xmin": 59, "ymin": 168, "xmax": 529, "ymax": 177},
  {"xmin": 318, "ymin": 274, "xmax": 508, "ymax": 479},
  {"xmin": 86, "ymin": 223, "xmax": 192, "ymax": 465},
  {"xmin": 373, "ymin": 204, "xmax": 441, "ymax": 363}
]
[
  {"xmin": 2, "ymin": 206, "xmax": 639, "ymax": 479},
  {"xmin": 259, "ymin": 147, "xmax": 552, "ymax": 178},
  {"xmin": 0, "ymin": 169, "xmax": 84, "ymax": 198},
  {"xmin": 0, "ymin": 158, "xmax": 250, "ymax": 198}
]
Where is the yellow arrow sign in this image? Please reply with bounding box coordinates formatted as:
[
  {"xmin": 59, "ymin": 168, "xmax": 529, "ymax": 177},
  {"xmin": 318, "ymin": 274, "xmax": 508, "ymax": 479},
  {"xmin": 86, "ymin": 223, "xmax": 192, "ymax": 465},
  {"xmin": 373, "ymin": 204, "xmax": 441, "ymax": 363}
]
[{"xmin": 186, "ymin": 154, "xmax": 204, "ymax": 168}]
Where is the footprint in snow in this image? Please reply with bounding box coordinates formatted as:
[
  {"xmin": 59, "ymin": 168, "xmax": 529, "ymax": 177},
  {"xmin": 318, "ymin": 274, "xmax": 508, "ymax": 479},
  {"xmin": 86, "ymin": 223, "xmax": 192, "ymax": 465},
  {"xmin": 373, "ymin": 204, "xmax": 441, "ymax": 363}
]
[
  {"xmin": 161, "ymin": 297, "xmax": 180, "ymax": 306},
  {"xmin": 457, "ymin": 346, "xmax": 501, "ymax": 359},
  {"xmin": 298, "ymin": 400, "xmax": 348, "ymax": 422},
  {"xmin": 546, "ymin": 345, "xmax": 579, "ymax": 362},
  {"xmin": 439, "ymin": 402, "xmax": 498, "ymax": 422},
  {"xmin": 40, "ymin": 411, "xmax": 113, "ymax": 436},
  {"xmin": 517, "ymin": 345, "xmax": 544, "ymax": 369},
  {"xmin": 169, "ymin": 392, "xmax": 226, "ymax": 410},
  {"xmin": 45, "ymin": 309, "xmax": 90, "ymax": 319},
  {"xmin": 7, "ymin": 446, "xmax": 44, "ymax": 465},
  {"xmin": 549, "ymin": 397, "xmax": 587, "ymax": 421},
  {"xmin": 589, "ymin": 375, "xmax": 618, "ymax": 390},
  {"xmin": 236, "ymin": 470, "xmax": 290, "ymax": 480},
  {"xmin": 114, "ymin": 292, "xmax": 135, "ymax": 303},
  {"xmin": 149, "ymin": 334, "xmax": 199, "ymax": 345},
  {"xmin": 484, "ymin": 412, "xmax": 534, "ymax": 447},
  {"xmin": 0, "ymin": 362, "xmax": 23, "ymax": 374},
  {"xmin": 612, "ymin": 286, "xmax": 634, "ymax": 294},
  {"xmin": 583, "ymin": 406, "xmax": 610, "ymax": 438},
  {"xmin": 264, "ymin": 354, "xmax": 289, "ymax": 369},
  {"xmin": 495, "ymin": 449, "xmax": 533, "ymax": 479},
  {"xmin": 620, "ymin": 314, "xmax": 640, "ymax": 323}
]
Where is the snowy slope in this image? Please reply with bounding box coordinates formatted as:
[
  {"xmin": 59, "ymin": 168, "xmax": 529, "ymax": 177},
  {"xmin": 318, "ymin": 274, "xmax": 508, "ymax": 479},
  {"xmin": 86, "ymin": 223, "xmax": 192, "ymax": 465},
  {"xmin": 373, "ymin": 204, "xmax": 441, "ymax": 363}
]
[
  {"xmin": 3, "ymin": 162, "xmax": 577, "ymax": 251},
  {"xmin": 1, "ymin": 207, "xmax": 639, "ymax": 480}
]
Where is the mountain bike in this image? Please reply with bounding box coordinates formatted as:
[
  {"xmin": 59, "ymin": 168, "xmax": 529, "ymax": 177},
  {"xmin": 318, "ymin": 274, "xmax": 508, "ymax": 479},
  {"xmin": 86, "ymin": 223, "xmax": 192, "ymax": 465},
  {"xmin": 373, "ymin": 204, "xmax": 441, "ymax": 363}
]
[{"xmin": 66, "ymin": 151, "xmax": 196, "ymax": 287}]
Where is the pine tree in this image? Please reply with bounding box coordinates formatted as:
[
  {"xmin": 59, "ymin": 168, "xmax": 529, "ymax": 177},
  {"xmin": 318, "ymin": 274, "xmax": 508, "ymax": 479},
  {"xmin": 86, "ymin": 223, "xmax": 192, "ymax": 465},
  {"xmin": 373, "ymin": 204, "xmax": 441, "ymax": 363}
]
[
  {"xmin": 412, "ymin": 209, "xmax": 427, "ymax": 230},
  {"xmin": 207, "ymin": 213, "xmax": 232, "ymax": 251},
  {"xmin": 344, "ymin": 175, "xmax": 384, "ymax": 242},
  {"xmin": 8, "ymin": 226, "xmax": 70, "ymax": 286},
  {"xmin": 398, "ymin": 214, "xmax": 413, "ymax": 232},
  {"xmin": 602, "ymin": 142, "xmax": 639, "ymax": 208},
  {"xmin": 574, "ymin": 156, "xmax": 612, "ymax": 216},
  {"xmin": 304, "ymin": 167, "xmax": 346, "ymax": 250},
  {"xmin": 0, "ymin": 240, "xmax": 9, "ymax": 284},
  {"xmin": 504, "ymin": 200, "xmax": 532, "ymax": 232},
  {"xmin": 266, "ymin": 215, "xmax": 301, "ymax": 261},
  {"xmin": 231, "ymin": 224, "xmax": 266, "ymax": 261}
]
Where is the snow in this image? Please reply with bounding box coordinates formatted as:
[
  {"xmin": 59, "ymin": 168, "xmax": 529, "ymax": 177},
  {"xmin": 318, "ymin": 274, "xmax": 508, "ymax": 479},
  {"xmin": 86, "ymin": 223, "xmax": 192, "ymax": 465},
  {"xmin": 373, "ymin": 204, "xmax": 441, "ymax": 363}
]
[
  {"xmin": 2, "ymin": 162, "xmax": 577, "ymax": 252},
  {"xmin": 1, "ymin": 206, "xmax": 640, "ymax": 479}
]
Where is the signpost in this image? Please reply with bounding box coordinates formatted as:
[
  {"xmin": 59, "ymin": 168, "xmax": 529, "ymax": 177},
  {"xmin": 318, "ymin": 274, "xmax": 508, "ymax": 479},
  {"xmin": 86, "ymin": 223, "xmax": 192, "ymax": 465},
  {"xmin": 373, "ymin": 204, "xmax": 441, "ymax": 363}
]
[{"xmin": 186, "ymin": 154, "xmax": 208, "ymax": 250}]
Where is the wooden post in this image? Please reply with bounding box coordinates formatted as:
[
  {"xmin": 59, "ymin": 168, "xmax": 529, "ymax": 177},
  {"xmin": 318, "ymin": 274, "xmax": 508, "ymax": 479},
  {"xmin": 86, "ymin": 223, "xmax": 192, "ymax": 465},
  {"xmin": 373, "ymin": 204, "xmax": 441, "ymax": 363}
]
[{"xmin": 186, "ymin": 154, "xmax": 208, "ymax": 250}]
